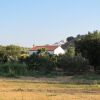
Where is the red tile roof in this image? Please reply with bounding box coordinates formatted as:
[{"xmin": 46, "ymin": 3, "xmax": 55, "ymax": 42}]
[{"xmin": 30, "ymin": 45, "xmax": 58, "ymax": 51}]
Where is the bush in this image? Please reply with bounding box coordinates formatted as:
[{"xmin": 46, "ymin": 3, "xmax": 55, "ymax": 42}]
[
  {"xmin": 27, "ymin": 53, "xmax": 57, "ymax": 73},
  {"xmin": 57, "ymin": 55, "xmax": 89, "ymax": 74},
  {"xmin": 12, "ymin": 63, "xmax": 28, "ymax": 75},
  {"xmin": 0, "ymin": 63, "xmax": 28, "ymax": 76},
  {"xmin": 37, "ymin": 56, "xmax": 55, "ymax": 73}
]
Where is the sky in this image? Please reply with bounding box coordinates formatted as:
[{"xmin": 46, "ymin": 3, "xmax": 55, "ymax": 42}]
[{"xmin": 0, "ymin": 0, "xmax": 100, "ymax": 47}]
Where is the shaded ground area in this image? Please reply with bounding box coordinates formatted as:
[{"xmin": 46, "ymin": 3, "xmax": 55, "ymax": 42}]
[{"xmin": 0, "ymin": 74, "xmax": 100, "ymax": 84}]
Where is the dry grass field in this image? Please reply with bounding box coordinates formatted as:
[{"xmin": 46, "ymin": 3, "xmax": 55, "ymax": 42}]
[{"xmin": 0, "ymin": 76, "xmax": 100, "ymax": 100}]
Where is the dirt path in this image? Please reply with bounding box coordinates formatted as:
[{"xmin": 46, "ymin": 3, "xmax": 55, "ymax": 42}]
[{"xmin": 10, "ymin": 88, "xmax": 100, "ymax": 94}]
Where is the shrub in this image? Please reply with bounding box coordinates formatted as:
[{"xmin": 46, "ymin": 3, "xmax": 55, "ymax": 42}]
[
  {"xmin": 37, "ymin": 56, "xmax": 55, "ymax": 73},
  {"xmin": 27, "ymin": 53, "xmax": 56, "ymax": 73},
  {"xmin": 57, "ymin": 55, "xmax": 89, "ymax": 74},
  {"xmin": 0, "ymin": 63, "xmax": 28, "ymax": 76}
]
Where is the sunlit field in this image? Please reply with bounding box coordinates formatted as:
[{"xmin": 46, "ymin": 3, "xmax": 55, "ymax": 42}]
[
  {"xmin": 0, "ymin": 92, "xmax": 100, "ymax": 100},
  {"xmin": 0, "ymin": 77, "xmax": 100, "ymax": 100}
]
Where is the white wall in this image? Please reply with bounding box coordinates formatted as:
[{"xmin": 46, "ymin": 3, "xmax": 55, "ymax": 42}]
[{"xmin": 54, "ymin": 46, "xmax": 65, "ymax": 55}]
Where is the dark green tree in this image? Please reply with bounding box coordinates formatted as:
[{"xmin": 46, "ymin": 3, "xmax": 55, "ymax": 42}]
[
  {"xmin": 66, "ymin": 47, "xmax": 75, "ymax": 57},
  {"xmin": 27, "ymin": 50, "xmax": 57, "ymax": 73},
  {"xmin": 75, "ymin": 30, "xmax": 100, "ymax": 72},
  {"xmin": 57, "ymin": 54, "xmax": 89, "ymax": 74}
]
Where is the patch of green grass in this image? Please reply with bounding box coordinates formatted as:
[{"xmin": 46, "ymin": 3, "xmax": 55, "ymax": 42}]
[
  {"xmin": 70, "ymin": 73, "xmax": 100, "ymax": 85},
  {"xmin": 29, "ymin": 71, "xmax": 63, "ymax": 78},
  {"xmin": 72, "ymin": 73, "xmax": 100, "ymax": 80}
]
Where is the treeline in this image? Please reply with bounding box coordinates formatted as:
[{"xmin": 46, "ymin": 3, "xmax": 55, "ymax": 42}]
[
  {"xmin": 0, "ymin": 30, "xmax": 100, "ymax": 77},
  {"xmin": 0, "ymin": 45, "xmax": 30, "ymax": 63},
  {"xmin": 0, "ymin": 45, "xmax": 30, "ymax": 76}
]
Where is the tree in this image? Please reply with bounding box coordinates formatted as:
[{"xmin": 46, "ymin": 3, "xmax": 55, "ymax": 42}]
[
  {"xmin": 66, "ymin": 47, "xmax": 75, "ymax": 57},
  {"xmin": 0, "ymin": 45, "xmax": 29, "ymax": 63},
  {"xmin": 37, "ymin": 48, "xmax": 48, "ymax": 56},
  {"xmin": 75, "ymin": 30, "xmax": 100, "ymax": 72},
  {"xmin": 0, "ymin": 51, "xmax": 8, "ymax": 63},
  {"xmin": 27, "ymin": 50, "xmax": 57, "ymax": 73},
  {"xmin": 67, "ymin": 36, "xmax": 75, "ymax": 42},
  {"xmin": 6, "ymin": 45, "xmax": 21, "ymax": 57},
  {"xmin": 57, "ymin": 54, "xmax": 89, "ymax": 74}
]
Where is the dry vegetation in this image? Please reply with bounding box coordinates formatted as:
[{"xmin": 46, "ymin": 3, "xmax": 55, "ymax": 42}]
[{"xmin": 0, "ymin": 77, "xmax": 100, "ymax": 100}]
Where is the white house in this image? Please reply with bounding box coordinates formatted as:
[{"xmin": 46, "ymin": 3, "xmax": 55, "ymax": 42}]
[{"xmin": 29, "ymin": 45, "xmax": 65, "ymax": 55}]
